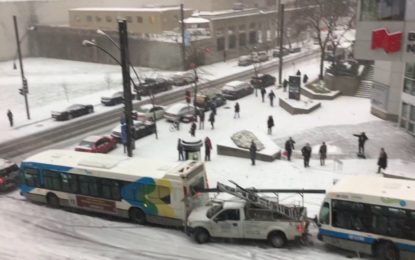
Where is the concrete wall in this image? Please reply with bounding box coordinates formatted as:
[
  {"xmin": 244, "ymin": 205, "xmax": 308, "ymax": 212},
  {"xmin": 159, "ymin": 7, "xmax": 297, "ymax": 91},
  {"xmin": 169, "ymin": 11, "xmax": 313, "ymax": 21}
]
[{"xmin": 324, "ymin": 74, "xmax": 359, "ymax": 96}]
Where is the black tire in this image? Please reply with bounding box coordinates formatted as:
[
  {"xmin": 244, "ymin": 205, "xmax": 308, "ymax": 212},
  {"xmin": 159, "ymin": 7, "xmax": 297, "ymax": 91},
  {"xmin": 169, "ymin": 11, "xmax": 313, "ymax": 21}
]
[
  {"xmin": 268, "ymin": 231, "xmax": 286, "ymax": 248},
  {"xmin": 88, "ymin": 108, "xmax": 93, "ymax": 114},
  {"xmin": 194, "ymin": 228, "xmax": 210, "ymax": 244},
  {"xmin": 46, "ymin": 193, "xmax": 60, "ymax": 208},
  {"xmin": 67, "ymin": 114, "xmax": 73, "ymax": 120},
  {"xmin": 377, "ymin": 242, "xmax": 399, "ymax": 260},
  {"xmin": 129, "ymin": 207, "xmax": 146, "ymax": 225}
]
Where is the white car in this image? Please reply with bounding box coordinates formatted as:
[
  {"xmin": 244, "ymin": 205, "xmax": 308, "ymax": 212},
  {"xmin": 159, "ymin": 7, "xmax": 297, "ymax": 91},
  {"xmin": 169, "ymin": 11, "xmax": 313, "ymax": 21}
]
[
  {"xmin": 133, "ymin": 104, "xmax": 166, "ymax": 121},
  {"xmin": 164, "ymin": 103, "xmax": 196, "ymax": 123},
  {"xmin": 252, "ymin": 51, "xmax": 269, "ymax": 62},
  {"xmin": 170, "ymin": 71, "xmax": 197, "ymax": 86}
]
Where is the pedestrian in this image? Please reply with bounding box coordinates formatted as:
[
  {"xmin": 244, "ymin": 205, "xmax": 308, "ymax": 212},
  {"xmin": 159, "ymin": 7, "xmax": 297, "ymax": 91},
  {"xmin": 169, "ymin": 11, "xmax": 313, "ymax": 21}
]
[
  {"xmin": 296, "ymin": 69, "xmax": 301, "ymax": 76},
  {"xmin": 177, "ymin": 138, "xmax": 184, "ymax": 161},
  {"xmin": 301, "ymin": 143, "xmax": 312, "ymax": 168},
  {"xmin": 283, "ymin": 79, "xmax": 288, "ymax": 92},
  {"xmin": 190, "ymin": 121, "xmax": 197, "ymax": 137},
  {"xmin": 268, "ymin": 90, "xmax": 276, "ymax": 107},
  {"xmin": 199, "ymin": 110, "xmax": 205, "ymax": 130},
  {"xmin": 204, "ymin": 136, "xmax": 212, "ymax": 161},
  {"xmin": 319, "ymin": 142, "xmax": 327, "ymax": 166},
  {"xmin": 249, "ymin": 140, "xmax": 257, "ymax": 165},
  {"xmin": 353, "ymin": 132, "xmax": 369, "ymax": 156},
  {"xmin": 285, "ymin": 137, "xmax": 295, "ymax": 161},
  {"xmin": 210, "ymin": 102, "xmax": 217, "ymax": 116},
  {"xmin": 260, "ymin": 87, "xmax": 266, "ymax": 102},
  {"xmin": 208, "ymin": 111, "xmax": 215, "ymax": 129},
  {"xmin": 377, "ymin": 148, "xmax": 388, "ymax": 173},
  {"xmin": 267, "ymin": 115, "xmax": 274, "ymax": 135},
  {"xmin": 234, "ymin": 102, "xmax": 240, "ymax": 118},
  {"xmin": 303, "ymin": 74, "xmax": 309, "ymax": 85},
  {"xmin": 7, "ymin": 109, "xmax": 13, "ymax": 127}
]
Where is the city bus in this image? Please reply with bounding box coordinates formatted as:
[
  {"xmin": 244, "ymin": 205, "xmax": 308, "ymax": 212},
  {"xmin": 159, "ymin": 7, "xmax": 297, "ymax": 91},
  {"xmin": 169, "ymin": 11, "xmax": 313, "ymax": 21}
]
[
  {"xmin": 19, "ymin": 149, "xmax": 209, "ymax": 227},
  {"xmin": 318, "ymin": 175, "xmax": 415, "ymax": 260}
]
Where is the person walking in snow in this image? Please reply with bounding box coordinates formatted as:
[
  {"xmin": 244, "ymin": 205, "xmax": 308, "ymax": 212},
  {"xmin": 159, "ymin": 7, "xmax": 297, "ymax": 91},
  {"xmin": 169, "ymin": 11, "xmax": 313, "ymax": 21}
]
[
  {"xmin": 283, "ymin": 79, "xmax": 288, "ymax": 92},
  {"xmin": 303, "ymin": 74, "xmax": 309, "ymax": 85},
  {"xmin": 199, "ymin": 110, "xmax": 205, "ymax": 130},
  {"xmin": 208, "ymin": 111, "xmax": 215, "ymax": 129},
  {"xmin": 377, "ymin": 148, "xmax": 388, "ymax": 173},
  {"xmin": 177, "ymin": 138, "xmax": 184, "ymax": 161},
  {"xmin": 285, "ymin": 137, "xmax": 295, "ymax": 161},
  {"xmin": 296, "ymin": 69, "xmax": 301, "ymax": 76},
  {"xmin": 234, "ymin": 102, "xmax": 240, "ymax": 118},
  {"xmin": 260, "ymin": 87, "xmax": 266, "ymax": 102},
  {"xmin": 353, "ymin": 132, "xmax": 368, "ymax": 156},
  {"xmin": 7, "ymin": 109, "xmax": 13, "ymax": 127},
  {"xmin": 190, "ymin": 121, "xmax": 197, "ymax": 137},
  {"xmin": 301, "ymin": 143, "xmax": 312, "ymax": 168},
  {"xmin": 204, "ymin": 136, "xmax": 212, "ymax": 161},
  {"xmin": 319, "ymin": 142, "xmax": 327, "ymax": 166},
  {"xmin": 267, "ymin": 115, "xmax": 274, "ymax": 135},
  {"xmin": 268, "ymin": 90, "xmax": 276, "ymax": 107},
  {"xmin": 249, "ymin": 140, "xmax": 257, "ymax": 166}
]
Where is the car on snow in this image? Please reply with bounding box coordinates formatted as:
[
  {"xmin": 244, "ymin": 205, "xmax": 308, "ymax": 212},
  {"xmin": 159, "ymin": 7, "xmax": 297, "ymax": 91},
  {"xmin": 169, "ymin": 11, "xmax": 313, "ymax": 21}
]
[
  {"xmin": 250, "ymin": 74, "xmax": 276, "ymax": 89},
  {"xmin": 194, "ymin": 93, "xmax": 227, "ymax": 112},
  {"xmin": 51, "ymin": 104, "xmax": 94, "ymax": 121},
  {"xmin": 75, "ymin": 135, "xmax": 117, "ymax": 153},
  {"xmin": 272, "ymin": 48, "xmax": 290, "ymax": 58},
  {"xmin": 111, "ymin": 120, "xmax": 156, "ymax": 142},
  {"xmin": 101, "ymin": 91, "xmax": 124, "ymax": 106},
  {"xmin": 132, "ymin": 104, "xmax": 166, "ymax": 121},
  {"xmin": 0, "ymin": 158, "xmax": 19, "ymax": 191},
  {"xmin": 135, "ymin": 78, "xmax": 173, "ymax": 96},
  {"xmin": 170, "ymin": 72, "xmax": 197, "ymax": 86},
  {"xmin": 252, "ymin": 51, "xmax": 269, "ymax": 63},
  {"xmin": 221, "ymin": 81, "xmax": 254, "ymax": 100},
  {"xmin": 164, "ymin": 103, "xmax": 197, "ymax": 123},
  {"xmin": 238, "ymin": 55, "xmax": 253, "ymax": 66}
]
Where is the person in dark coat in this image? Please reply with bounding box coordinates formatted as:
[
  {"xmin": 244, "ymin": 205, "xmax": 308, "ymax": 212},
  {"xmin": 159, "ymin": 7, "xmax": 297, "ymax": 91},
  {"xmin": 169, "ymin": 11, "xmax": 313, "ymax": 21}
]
[
  {"xmin": 268, "ymin": 90, "xmax": 276, "ymax": 107},
  {"xmin": 296, "ymin": 69, "xmax": 301, "ymax": 76},
  {"xmin": 7, "ymin": 109, "xmax": 13, "ymax": 127},
  {"xmin": 353, "ymin": 132, "xmax": 369, "ymax": 155},
  {"xmin": 285, "ymin": 137, "xmax": 295, "ymax": 161},
  {"xmin": 208, "ymin": 111, "xmax": 215, "ymax": 129},
  {"xmin": 177, "ymin": 138, "xmax": 184, "ymax": 161},
  {"xmin": 303, "ymin": 74, "xmax": 309, "ymax": 85},
  {"xmin": 267, "ymin": 115, "xmax": 274, "ymax": 135},
  {"xmin": 210, "ymin": 102, "xmax": 217, "ymax": 115},
  {"xmin": 283, "ymin": 79, "xmax": 288, "ymax": 92},
  {"xmin": 249, "ymin": 141, "xmax": 257, "ymax": 165},
  {"xmin": 260, "ymin": 87, "xmax": 266, "ymax": 102},
  {"xmin": 199, "ymin": 110, "xmax": 205, "ymax": 130},
  {"xmin": 301, "ymin": 143, "xmax": 312, "ymax": 168},
  {"xmin": 190, "ymin": 121, "xmax": 197, "ymax": 137},
  {"xmin": 319, "ymin": 142, "xmax": 327, "ymax": 166},
  {"xmin": 204, "ymin": 136, "xmax": 212, "ymax": 161},
  {"xmin": 377, "ymin": 148, "xmax": 388, "ymax": 173},
  {"xmin": 234, "ymin": 102, "xmax": 240, "ymax": 118}
]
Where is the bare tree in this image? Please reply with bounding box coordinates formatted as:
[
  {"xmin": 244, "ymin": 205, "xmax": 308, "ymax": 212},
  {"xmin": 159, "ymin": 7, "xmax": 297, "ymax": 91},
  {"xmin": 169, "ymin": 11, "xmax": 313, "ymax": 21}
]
[
  {"xmin": 105, "ymin": 73, "xmax": 112, "ymax": 90},
  {"xmin": 299, "ymin": 0, "xmax": 356, "ymax": 79},
  {"xmin": 61, "ymin": 81, "xmax": 69, "ymax": 102}
]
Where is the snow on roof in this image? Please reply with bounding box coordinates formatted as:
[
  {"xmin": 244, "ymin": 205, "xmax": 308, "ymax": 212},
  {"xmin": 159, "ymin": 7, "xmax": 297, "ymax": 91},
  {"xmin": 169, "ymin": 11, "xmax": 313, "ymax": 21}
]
[
  {"xmin": 70, "ymin": 7, "xmax": 184, "ymax": 12},
  {"xmin": 183, "ymin": 16, "xmax": 210, "ymax": 24}
]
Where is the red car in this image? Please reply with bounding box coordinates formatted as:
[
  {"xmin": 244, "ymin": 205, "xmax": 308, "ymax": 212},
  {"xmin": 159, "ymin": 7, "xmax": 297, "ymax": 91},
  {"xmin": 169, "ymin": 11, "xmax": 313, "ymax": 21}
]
[{"xmin": 75, "ymin": 135, "xmax": 117, "ymax": 153}]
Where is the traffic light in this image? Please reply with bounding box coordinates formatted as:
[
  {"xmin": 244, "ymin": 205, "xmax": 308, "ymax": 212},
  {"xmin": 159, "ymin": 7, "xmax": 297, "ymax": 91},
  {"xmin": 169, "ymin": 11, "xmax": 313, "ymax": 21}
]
[
  {"xmin": 185, "ymin": 90, "xmax": 191, "ymax": 104},
  {"xmin": 19, "ymin": 88, "xmax": 25, "ymax": 95}
]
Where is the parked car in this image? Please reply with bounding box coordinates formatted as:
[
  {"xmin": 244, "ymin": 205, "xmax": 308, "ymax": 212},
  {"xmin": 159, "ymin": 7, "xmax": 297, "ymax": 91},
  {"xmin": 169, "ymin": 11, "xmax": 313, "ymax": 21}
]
[
  {"xmin": 132, "ymin": 104, "xmax": 166, "ymax": 121},
  {"xmin": 75, "ymin": 135, "xmax": 117, "ymax": 153},
  {"xmin": 0, "ymin": 158, "xmax": 19, "ymax": 191},
  {"xmin": 111, "ymin": 120, "xmax": 156, "ymax": 142},
  {"xmin": 252, "ymin": 51, "xmax": 269, "ymax": 62},
  {"xmin": 164, "ymin": 103, "xmax": 197, "ymax": 123},
  {"xmin": 221, "ymin": 81, "xmax": 254, "ymax": 100},
  {"xmin": 51, "ymin": 104, "xmax": 94, "ymax": 121},
  {"xmin": 195, "ymin": 93, "xmax": 227, "ymax": 112},
  {"xmin": 170, "ymin": 72, "xmax": 197, "ymax": 86},
  {"xmin": 250, "ymin": 74, "xmax": 276, "ymax": 88},
  {"xmin": 238, "ymin": 55, "xmax": 253, "ymax": 66},
  {"xmin": 135, "ymin": 78, "xmax": 173, "ymax": 96},
  {"xmin": 272, "ymin": 48, "xmax": 290, "ymax": 58},
  {"xmin": 101, "ymin": 91, "xmax": 123, "ymax": 106},
  {"xmin": 290, "ymin": 47, "xmax": 301, "ymax": 53}
]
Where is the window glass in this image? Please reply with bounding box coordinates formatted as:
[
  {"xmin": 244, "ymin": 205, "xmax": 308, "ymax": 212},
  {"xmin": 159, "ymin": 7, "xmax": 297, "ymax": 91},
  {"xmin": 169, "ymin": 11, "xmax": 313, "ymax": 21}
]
[
  {"xmin": 101, "ymin": 179, "xmax": 120, "ymax": 200},
  {"xmin": 24, "ymin": 168, "xmax": 39, "ymax": 187},
  {"xmin": 78, "ymin": 176, "xmax": 98, "ymax": 196},
  {"xmin": 402, "ymin": 102, "xmax": 408, "ymax": 118},
  {"xmin": 319, "ymin": 202, "xmax": 330, "ymax": 224},
  {"xmin": 137, "ymin": 16, "xmax": 143, "ymax": 23},
  {"xmin": 95, "ymin": 16, "xmax": 102, "ymax": 22},
  {"xmin": 229, "ymin": 35, "xmax": 236, "ymax": 49},
  {"xmin": 61, "ymin": 173, "xmax": 78, "ymax": 193},
  {"xmin": 410, "ymin": 105, "xmax": 415, "ymax": 121},
  {"xmin": 216, "ymin": 37, "xmax": 225, "ymax": 51},
  {"xmin": 216, "ymin": 209, "xmax": 240, "ymax": 221},
  {"xmin": 44, "ymin": 170, "xmax": 62, "ymax": 190},
  {"xmin": 239, "ymin": 33, "xmax": 246, "ymax": 47},
  {"xmin": 360, "ymin": 0, "xmax": 405, "ymax": 21}
]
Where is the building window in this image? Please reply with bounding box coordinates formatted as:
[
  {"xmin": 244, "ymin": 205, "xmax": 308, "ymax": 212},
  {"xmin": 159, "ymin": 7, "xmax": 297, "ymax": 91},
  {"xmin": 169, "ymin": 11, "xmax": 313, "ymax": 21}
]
[
  {"xmin": 75, "ymin": 16, "xmax": 81, "ymax": 22},
  {"xmin": 87, "ymin": 16, "xmax": 92, "ymax": 22},
  {"xmin": 217, "ymin": 37, "xmax": 225, "ymax": 51},
  {"xmin": 360, "ymin": 0, "xmax": 405, "ymax": 21},
  {"xmin": 249, "ymin": 23, "xmax": 255, "ymax": 29},
  {"xmin": 106, "ymin": 16, "xmax": 112, "ymax": 23},
  {"xmin": 229, "ymin": 35, "xmax": 236, "ymax": 49},
  {"xmin": 400, "ymin": 102, "xmax": 408, "ymax": 129},
  {"xmin": 126, "ymin": 16, "xmax": 132, "ymax": 23},
  {"xmin": 239, "ymin": 24, "xmax": 246, "ymax": 31},
  {"xmin": 249, "ymin": 31, "xmax": 257, "ymax": 45},
  {"xmin": 239, "ymin": 33, "xmax": 246, "ymax": 47},
  {"xmin": 137, "ymin": 16, "xmax": 143, "ymax": 23},
  {"xmin": 95, "ymin": 16, "xmax": 102, "ymax": 22},
  {"xmin": 404, "ymin": 62, "xmax": 415, "ymax": 96}
]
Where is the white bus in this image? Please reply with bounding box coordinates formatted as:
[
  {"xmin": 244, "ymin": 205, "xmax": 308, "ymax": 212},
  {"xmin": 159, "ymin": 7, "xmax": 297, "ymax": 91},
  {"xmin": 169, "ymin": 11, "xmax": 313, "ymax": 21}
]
[
  {"xmin": 318, "ymin": 175, "xmax": 415, "ymax": 260},
  {"xmin": 20, "ymin": 150, "xmax": 209, "ymax": 227}
]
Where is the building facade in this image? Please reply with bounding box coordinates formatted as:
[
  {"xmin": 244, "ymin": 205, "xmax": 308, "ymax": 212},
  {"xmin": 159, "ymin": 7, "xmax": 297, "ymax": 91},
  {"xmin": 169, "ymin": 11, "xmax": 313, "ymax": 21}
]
[{"xmin": 354, "ymin": 0, "xmax": 415, "ymax": 136}]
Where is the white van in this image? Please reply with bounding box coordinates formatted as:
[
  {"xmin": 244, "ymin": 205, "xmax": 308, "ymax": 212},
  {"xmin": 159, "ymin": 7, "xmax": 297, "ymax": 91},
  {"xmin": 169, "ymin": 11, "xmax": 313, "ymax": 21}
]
[{"xmin": 221, "ymin": 81, "xmax": 254, "ymax": 100}]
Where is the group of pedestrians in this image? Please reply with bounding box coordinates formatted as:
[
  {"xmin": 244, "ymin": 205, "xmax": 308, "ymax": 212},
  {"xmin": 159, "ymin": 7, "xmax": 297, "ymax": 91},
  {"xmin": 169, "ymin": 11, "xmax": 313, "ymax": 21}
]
[{"xmin": 177, "ymin": 136, "xmax": 213, "ymax": 161}]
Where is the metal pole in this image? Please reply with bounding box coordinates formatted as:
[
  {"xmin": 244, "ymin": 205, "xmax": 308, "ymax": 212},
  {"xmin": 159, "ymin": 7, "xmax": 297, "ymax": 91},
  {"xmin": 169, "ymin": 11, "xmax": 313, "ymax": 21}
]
[
  {"xmin": 118, "ymin": 19, "xmax": 134, "ymax": 157},
  {"xmin": 192, "ymin": 67, "xmax": 198, "ymax": 117},
  {"xmin": 180, "ymin": 4, "xmax": 186, "ymax": 70},
  {"xmin": 278, "ymin": 4, "xmax": 284, "ymax": 87},
  {"xmin": 13, "ymin": 16, "xmax": 31, "ymax": 120},
  {"xmin": 150, "ymin": 89, "xmax": 158, "ymax": 140}
]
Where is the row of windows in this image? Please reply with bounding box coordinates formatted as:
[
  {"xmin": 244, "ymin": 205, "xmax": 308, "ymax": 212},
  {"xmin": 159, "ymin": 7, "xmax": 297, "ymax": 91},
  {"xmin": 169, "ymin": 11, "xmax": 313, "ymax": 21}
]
[
  {"xmin": 328, "ymin": 199, "xmax": 415, "ymax": 241},
  {"xmin": 81, "ymin": 15, "xmax": 156, "ymax": 24},
  {"xmin": 23, "ymin": 168, "xmax": 171, "ymax": 204},
  {"xmin": 215, "ymin": 32, "xmax": 259, "ymax": 51},
  {"xmin": 360, "ymin": 0, "xmax": 406, "ymax": 21},
  {"xmin": 400, "ymin": 102, "xmax": 415, "ymax": 135}
]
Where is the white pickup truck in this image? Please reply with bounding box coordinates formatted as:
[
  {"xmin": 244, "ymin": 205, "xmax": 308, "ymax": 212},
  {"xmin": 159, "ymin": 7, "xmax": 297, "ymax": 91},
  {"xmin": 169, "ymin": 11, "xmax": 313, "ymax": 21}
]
[{"xmin": 186, "ymin": 199, "xmax": 308, "ymax": 248}]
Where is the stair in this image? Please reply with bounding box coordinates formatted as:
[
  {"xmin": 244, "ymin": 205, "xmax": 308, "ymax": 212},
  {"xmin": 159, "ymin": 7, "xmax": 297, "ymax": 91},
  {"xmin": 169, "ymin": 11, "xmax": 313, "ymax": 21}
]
[{"xmin": 355, "ymin": 64, "xmax": 374, "ymax": 98}]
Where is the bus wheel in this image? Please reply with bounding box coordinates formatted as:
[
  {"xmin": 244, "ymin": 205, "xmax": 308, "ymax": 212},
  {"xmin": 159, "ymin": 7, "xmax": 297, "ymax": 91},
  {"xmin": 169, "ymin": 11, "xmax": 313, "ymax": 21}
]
[
  {"xmin": 194, "ymin": 228, "xmax": 210, "ymax": 244},
  {"xmin": 268, "ymin": 231, "xmax": 286, "ymax": 248},
  {"xmin": 46, "ymin": 193, "xmax": 60, "ymax": 208},
  {"xmin": 129, "ymin": 208, "xmax": 146, "ymax": 225},
  {"xmin": 377, "ymin": 242, "xmax": 399, "ymax": 260}
]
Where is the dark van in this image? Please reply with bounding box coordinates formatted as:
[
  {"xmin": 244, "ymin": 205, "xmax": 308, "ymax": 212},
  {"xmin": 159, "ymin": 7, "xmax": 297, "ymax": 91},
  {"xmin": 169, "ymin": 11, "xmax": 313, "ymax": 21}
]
[
  {"xmin": 0, "ymin": 159, "xmax": 19, "ymax": 191},
  {"xmin": 221, "ymin": 81, "xmax": 253, "ymax": 100}
]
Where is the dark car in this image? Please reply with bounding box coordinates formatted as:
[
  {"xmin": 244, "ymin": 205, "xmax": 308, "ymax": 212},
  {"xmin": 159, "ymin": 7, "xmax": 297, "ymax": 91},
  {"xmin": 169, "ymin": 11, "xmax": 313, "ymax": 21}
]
[
  {"xmin": 195, "ymin": 93, "xmax": 227, "ymax": 112},
  {"xmin": 272, "ymin": 48, "xmax": 290, "ymax": 58},
  {"xmin": 250, "ymin": 74, "xmax": 276, "ymax": 89},
  {"xmin": 135, "ymin": 78, "xmax": 173, "ymax": 96},
  {"xmin": 221, "ymin": 81, "xmax": 254, "ymax": 100},
  {"xmin": 75, "ymin": 135, "xmax": 117, "ymax": 153},
  {"xmin": 111, "ymin": 120, "xmax": 156, "ymax": 142},
  {"xmin": 0, "ymin": 158, "xmax": 19, "ymax": 191},
  {"xmin": 101, "ymin": 91, "xmax": 123, "ymax": 106},
  {"xmin": 170, "ymin": 72, "xmax": 197, "ymax": 86},
  {"xmin": 51, "ymin": 104, "xmax": 94, "ymax": 121}
]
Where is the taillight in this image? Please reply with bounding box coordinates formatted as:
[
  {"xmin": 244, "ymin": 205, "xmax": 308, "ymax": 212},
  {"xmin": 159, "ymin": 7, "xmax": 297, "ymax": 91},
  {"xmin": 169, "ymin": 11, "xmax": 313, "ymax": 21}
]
[
  {"xmin": 296, "ymin": 223, "xmax": 304, "ymax": 234},
  {"xmin": 0, "ymin": 177, "xmax": 5, "ymax": 185}
]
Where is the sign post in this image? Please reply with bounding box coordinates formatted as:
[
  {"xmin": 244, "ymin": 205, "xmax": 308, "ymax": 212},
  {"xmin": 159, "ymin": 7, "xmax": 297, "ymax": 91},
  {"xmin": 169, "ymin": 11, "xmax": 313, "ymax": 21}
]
[{"xmin": 288, "ymin": 75, "xmax": 301, "ymax": 100}]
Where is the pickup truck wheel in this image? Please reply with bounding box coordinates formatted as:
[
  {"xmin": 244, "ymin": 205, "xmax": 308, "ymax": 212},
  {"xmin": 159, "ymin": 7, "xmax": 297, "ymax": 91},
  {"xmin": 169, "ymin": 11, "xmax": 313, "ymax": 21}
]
[
  {"xmin": 194, "ymin": 228, "xmax": 210, "ymax": 244},
  {"xmin": 376, "ymin": 242, "xmax": 399, "ymax": 260},
  {"xmin": 269, "ymin": 231, "xmax": 286, "ymax": 248},
  {"xmin": 129, "ymin": 208, "xmax": 146, "ymax": 225}
]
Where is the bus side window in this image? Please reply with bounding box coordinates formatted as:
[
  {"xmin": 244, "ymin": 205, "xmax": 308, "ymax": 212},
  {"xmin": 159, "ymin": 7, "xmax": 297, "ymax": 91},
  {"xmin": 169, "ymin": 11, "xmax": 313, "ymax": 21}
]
[
  {"xmin": 60, "ymin": 172, "xmax": 78, "ymax": 193},
  {"xmin": 319, "ymin": 202, "xmax": 330, "ymax": 225},
  {"xmin": 101, "ymin": 179, "xmax": 121, "ymax": 201},
  {"xmin": 24, "ymin": 168, "xmax": 40, "ymax": 187}
]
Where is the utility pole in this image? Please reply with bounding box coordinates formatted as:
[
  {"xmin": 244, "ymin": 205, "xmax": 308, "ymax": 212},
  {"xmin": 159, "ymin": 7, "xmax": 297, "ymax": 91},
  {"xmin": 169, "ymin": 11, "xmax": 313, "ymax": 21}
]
[
  {"xmin": 180, "ymin": 4, "xmax": 187, "ymax": 70},
  {"xmin": 278, "ymin": 4, "xmax": 285, "ymax": 87},
  {"xmin": 118, "ymin": 19, "xmax": 134, "ymax": 157},
  {"xmin": 13, "ymin": 16, "xmax": 31, "ymax": 120}
]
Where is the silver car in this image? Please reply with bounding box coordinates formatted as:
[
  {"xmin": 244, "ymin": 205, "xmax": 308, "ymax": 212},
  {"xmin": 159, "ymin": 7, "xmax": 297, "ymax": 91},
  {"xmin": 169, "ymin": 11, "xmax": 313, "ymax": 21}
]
[{"xmin": 164, "ymin": 103, "xmax": 196, "ymax": 123}]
